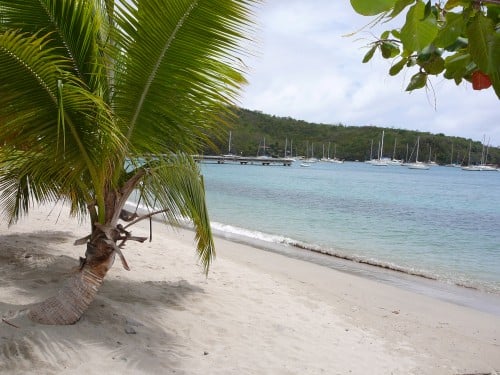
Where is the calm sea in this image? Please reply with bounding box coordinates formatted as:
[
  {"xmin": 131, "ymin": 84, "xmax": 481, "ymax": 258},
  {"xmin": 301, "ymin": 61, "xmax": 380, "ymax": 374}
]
[{"xmin": 199, "ymin": 161, "xmax": 500, "ymax": 311}]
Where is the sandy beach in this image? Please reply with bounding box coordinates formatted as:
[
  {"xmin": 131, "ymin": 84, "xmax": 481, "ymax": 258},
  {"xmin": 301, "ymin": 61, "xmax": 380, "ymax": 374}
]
[{"xmin": 1, "ymin": 203, "xmax": 499, "ymax": 374}]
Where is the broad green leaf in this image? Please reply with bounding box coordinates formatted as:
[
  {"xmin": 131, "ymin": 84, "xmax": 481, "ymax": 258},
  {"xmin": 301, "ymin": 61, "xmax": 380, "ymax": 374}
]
[
  {"xmin": 381, "ymin": 30, "xmax": 390, "ymax": 39},
  {"xmin": 434, "ymin": 12, "xmax": 465, "ymax": 48},
  {"xmin": 391, "ymin": 29, "xmax": 401, "ymax": 39},
  {"xmin": 389, "ymin": 57, "xmax": 408, "ymax": 75},
  {"xmin": 350, "ymin": 0, "xmax": 397, "ymax": 16},
  {"xmin": 422, "ymin": 0, "xmax": 432, "ymax": 20},
  {"xmin": 422, "ymin": 54, "xmax": 445, "ymax": 74},
  {"xmin": 400, "ymin": 1, "xmax": 439, "ymax": 52},
  {"xmin": 417, "ymin": 45, "xmax": 444, "ymax": 74},
  {"xmin": 466, "ymin": 13, "xmax": 494, "ymax": 73},
  {"xmin": 443, "ymin": 51, "xmax": 471, "ymax": 81},
  {"xmin": 388, "ymin": 0, "xmax": 415, "ymax": 19},
  {"xmin": 487, "ymin": 5, "xmax": 500, "ymax": 22},
  {"xmin": 487, "ymin": 32, "xmax": 500, "ymax": 97},
  {"xmin": 362, "ymin": 45, "xmax": 377, "ymax": 63},
  {"xmin": 406, "ymin": 72, "xmax": 428, "ymax": 90},
  {"xmin": 381, "ymin": 41, "xmax": 400, "ymax": 58}
]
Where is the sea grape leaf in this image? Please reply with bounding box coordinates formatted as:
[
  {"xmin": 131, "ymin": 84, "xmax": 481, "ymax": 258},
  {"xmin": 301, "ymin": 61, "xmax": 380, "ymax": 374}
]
[
  {"xmin": 381, "ymin": 30, "xmax": 391, "ymax": 39},
  {"xmin": 388, "ymin": 0, "xmax": 415, "ymax": 19},
  {"xmin": 422, "ymin": 0, "xmax": 432, "ymax": 20},
  {"xmin": 406, "ymin": 72, "xmax": 428, "ymax": 90},
  {"xmin": 434, "ymin": 12, "xmax": 465, "ymax": 48},
  {"xmin": 350, "ymin": 0, "xmax": 397, "ymax": 16},
  {"xmin": 486, "ymin": 5, "xmax": 500, "ymax": 22},
  {"xmin": 381, "ymin": 42, "xmax": 400, "ymax": 58},
  {"xmin": 417, "ymin": 46, "xmax": 445, "ymax": 74},
  {"xmin": 389, "ymin": 58, "xmax": 408, "ymax": 75},
  {"xmin": 443, "ymin": 51, "xmax": 471, "ymax": 81},
  {"xmin": 466, "ymin": 13, "xmax": 494, "ymax": 74},
  {"xmin": 363, "ymin": 45, "xmax": 378, "ymax": 63},
  {"xmin": 400, "ymin": 1, "xmax": 439, "ymax": 52},
  {"xmin": 391, "ymin": 29, "xmax": 401, "ymax": 39},
  {"xmin": 486, "ymin": 33, "xmax": 500, "ymax": 97},
  {"xmin": 422, "ymin": 54, "xmax": 445, "ymax": 74}
]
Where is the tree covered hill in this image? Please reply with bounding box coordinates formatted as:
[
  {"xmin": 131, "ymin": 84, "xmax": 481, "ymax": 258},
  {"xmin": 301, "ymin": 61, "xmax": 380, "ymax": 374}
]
[{"xmin": 203, "ymin": 107, "xmax": 500, "ymax": 166}]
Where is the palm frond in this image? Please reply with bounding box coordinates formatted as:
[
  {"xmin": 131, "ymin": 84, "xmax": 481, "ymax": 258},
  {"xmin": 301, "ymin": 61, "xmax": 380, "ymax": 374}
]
[
  {"xmin": 0, "ymin": 28, "xmax": 125, "ymax": 223},
  {"xmin": 0, "ymin": 0, "xmax": 108, "ymax": 91},
  {"xmin": 111, "ymin": 0, "xmax": 256, "ymax": 155},
  {"xmin": 134, "ymin": 153, "xmax": 215, "ymax": 273}
]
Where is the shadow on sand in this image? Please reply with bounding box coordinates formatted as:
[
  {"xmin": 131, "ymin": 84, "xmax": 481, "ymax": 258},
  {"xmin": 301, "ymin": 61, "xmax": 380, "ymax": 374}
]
[{"xmin": 0, "ymin": 231, "xmax": 205, "ymax": 373}]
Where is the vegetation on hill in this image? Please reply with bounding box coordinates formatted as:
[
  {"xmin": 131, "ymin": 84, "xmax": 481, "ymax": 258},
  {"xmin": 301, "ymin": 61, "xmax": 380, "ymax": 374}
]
[{"xmin": 202, "ymin": 108, "xmax": 500, "ymax": 165}]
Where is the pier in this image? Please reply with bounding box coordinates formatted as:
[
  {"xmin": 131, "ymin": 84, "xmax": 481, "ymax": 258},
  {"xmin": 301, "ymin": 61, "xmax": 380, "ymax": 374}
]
[{"xmin": 194, "ymin": 155, "xmax": 293, "ymax": 166}]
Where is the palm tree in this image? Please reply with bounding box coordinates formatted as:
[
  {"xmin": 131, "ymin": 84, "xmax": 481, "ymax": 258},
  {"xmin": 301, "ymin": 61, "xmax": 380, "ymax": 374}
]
[{"xmin": 0, "ymin": 0, "xmax": 257, "ymax": 324}]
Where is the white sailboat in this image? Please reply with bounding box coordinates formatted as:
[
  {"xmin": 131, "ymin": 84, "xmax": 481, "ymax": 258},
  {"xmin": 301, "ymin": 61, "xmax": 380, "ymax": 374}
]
[
  {"xmin": 365, "ymin": 139, "xmax": 375, "ymax": 164},
  {"xmin": 407, "ymin": 136, "xmax": 430, "ymax": 170},
  {"xmin": 223, "ymin": 131, "xmax": 237, "ymax": 160},
  {"xmin": 329, "ymin": 143, "xmax": 344, "ymax": 164},
  {"xmin": 387, "ymin": 137, "xmax": 402, "ymax": 166},
  {"xmin": 462, "ymin": 137, "xmax": 498, "ymax": 171},
  {"xmin": 371, "ymin": 131, "xmax": 388, "ymax": 166},
  {"xmin": 445, "ymin": 142, "xmax": 461, "ymax": 167}
]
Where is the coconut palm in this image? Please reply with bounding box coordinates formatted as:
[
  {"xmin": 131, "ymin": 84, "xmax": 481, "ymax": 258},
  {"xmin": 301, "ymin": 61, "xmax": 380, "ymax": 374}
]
[{"xmin": 0, "ymin": 0, "xmax": 257, "ymax": 324}]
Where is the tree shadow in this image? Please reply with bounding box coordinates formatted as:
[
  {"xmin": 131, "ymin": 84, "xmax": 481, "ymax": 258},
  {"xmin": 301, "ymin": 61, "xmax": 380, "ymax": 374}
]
[{"xmin": 0, "ymin": 231, "xmax": 206, "ymax": 374}]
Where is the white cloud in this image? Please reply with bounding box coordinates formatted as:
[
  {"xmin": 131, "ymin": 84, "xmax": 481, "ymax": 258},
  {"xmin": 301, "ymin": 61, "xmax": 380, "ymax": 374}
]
[{"xmin": 239, "ymin": 1, "xmax": 500, "ymax": 145}]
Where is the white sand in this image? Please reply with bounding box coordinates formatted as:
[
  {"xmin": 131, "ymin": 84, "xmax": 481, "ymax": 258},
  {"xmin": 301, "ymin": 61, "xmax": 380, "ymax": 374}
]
[{"xmin": 1, "ymin": 203, "xmax": 499, "ymax": 374}]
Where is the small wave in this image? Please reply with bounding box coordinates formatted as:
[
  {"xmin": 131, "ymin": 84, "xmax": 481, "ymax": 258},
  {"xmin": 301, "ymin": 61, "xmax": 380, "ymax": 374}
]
[
  {"xmin": 209, "ymin": 221, "xmax": 500, "ymax": 295},
  {"xmin": 282, "ymin": 238, "xmax": 438, "ymax": 281},
  {"xmin": 210, "ymin": 221, "xmax": 438, "ymax": 280},
  {"xmin": 210, "ymin": 221, "xmax": 291, "ymax": 244},
  {"xmin": 126, "ymin": 206, "xmax": 498, "ymax": 295}
]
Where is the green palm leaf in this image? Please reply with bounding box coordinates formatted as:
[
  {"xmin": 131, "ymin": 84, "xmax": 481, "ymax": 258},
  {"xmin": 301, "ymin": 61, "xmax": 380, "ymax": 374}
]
[
  {"xmin": 1, "ymin": 0, "xmax": 258, "ymax": 276},
  {"xmin": 128, "ymin": 154, "xmax": 215, "ymax": 273},
  {"xmin": 112, "ymin": 0, "xmax": 252, "ymax": 155}
]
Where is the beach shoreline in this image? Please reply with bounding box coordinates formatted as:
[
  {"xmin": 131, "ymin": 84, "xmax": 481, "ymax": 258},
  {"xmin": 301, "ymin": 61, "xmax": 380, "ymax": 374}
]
[
  {"xmin": 1, "ymin": 203, "xmax": 500, "ymax": 374},
  {"xmin": 212, "ymin": 227, "xmax": 500, "ymax": 316}
]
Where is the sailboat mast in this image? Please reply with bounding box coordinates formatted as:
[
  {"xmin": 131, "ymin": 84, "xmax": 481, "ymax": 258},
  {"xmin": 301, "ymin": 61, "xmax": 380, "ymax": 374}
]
[
  {"xmin": 380, "ymin": 130, "xmax": 385, "ymax": 160},
  {"xmin": 416, "ymin": 137, "xmax": 420, "ymax": 162},
  {"xmin": 467, "ymin": 141, "xmax": 472, "ymax": 166}
]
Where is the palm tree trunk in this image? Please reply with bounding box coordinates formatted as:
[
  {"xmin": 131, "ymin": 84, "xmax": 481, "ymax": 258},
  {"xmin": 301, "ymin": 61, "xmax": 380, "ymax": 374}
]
[{"xmin": 28, "ymin": 241, "xmax": 116, "ymax": 325}]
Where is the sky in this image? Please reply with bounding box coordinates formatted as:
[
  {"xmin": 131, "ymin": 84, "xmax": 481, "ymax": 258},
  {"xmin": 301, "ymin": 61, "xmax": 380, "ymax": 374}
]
[{"xmin": 238, "ymin": 1, "xmax": 500, "ymax": 146}]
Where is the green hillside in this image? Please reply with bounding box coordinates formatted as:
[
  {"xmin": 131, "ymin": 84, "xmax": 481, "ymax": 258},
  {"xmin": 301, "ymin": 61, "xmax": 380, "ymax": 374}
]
[{"xmin": 201, "ymin": 108, "xmax": 500, "ymax": 165}]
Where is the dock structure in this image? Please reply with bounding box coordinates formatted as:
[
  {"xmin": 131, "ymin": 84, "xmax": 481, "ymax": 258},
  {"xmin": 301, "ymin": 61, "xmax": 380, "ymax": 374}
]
[{"xmin": 193, "ymin": 155, "xmax": 293, "ymax": 166}]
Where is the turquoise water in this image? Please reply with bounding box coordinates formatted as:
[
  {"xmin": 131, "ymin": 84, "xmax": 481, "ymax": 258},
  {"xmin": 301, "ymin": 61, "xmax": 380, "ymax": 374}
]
[{"xmin": 201, "ymin": 161, "xmax": 500, "ymax": 295}]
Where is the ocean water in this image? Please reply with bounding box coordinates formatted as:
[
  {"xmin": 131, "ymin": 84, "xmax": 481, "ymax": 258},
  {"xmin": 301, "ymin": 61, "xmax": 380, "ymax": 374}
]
[{"xmin": 200, "ymin": 161, "xmax": 500, "ymax": 301}]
